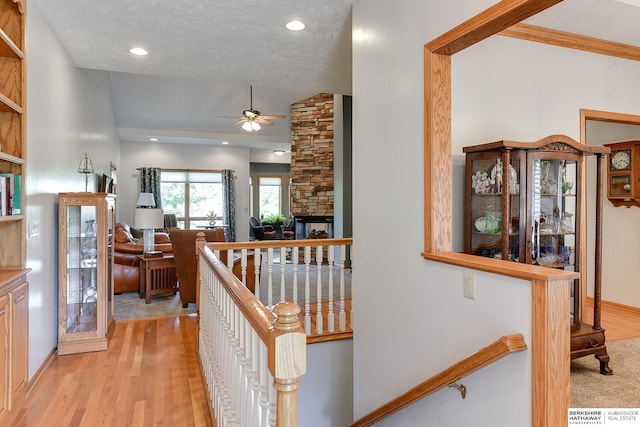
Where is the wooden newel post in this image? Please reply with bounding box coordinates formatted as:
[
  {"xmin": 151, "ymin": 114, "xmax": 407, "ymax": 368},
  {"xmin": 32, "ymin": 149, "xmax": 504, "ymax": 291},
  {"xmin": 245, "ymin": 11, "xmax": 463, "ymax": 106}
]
[
  {"xmin": 195, "ymin": 232, "xmax": 207, "ymax": 316},
  {"xmin": 271, "ymin": 301, "xmax": 307, "ymax": 427}
]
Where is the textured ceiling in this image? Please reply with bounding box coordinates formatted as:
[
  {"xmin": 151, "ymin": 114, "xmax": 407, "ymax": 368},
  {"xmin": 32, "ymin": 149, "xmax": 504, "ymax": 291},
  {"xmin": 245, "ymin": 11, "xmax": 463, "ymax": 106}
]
[
  {"xmin": 33, "ymin": 0, "xmax": 353, "ymax": 152},
  {"xmin": 32, "ymin": 0, "xmax": 640, "ymax": 152}
]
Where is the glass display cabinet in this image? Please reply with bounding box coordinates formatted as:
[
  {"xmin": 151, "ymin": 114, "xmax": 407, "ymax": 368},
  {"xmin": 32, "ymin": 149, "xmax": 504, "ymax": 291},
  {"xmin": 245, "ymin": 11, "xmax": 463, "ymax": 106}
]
[
  {"xmin": 463, "ymin": 134, "xmax": 613, "ymax": 374},
  {"xmin": 58, "ymin": 192, "xmax": 116, "ymax": 355}
]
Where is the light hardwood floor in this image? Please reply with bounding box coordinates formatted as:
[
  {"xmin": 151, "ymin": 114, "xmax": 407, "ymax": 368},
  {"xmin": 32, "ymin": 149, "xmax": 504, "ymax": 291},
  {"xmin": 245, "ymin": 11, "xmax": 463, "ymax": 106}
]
[
  {"xmin": 7, "ymin": 300, "xmax": 639, "ymax": 425},
  {"xmin": 583, "ymin": 298, "xmax": 640, "ymax": 342},
  {"xmin": 10, "ymin": 315, "xmax": 213, "ymax": 426}
]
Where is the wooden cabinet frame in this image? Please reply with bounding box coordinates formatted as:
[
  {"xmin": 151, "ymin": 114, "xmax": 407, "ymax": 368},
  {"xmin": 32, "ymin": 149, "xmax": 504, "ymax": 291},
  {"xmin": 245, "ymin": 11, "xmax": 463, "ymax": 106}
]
[{"xmin": 58, "ymin": 193, "xmax": 116, "ymax": 355}]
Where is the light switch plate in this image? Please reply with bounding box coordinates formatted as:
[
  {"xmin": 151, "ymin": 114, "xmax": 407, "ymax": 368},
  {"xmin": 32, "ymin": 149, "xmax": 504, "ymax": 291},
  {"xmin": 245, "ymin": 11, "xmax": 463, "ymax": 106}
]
[
  {"xmin": 463, "ymin": 272, "xmax": 476, "ymax": 300},
  {"xmin": 28, "ymin": 221, "xmax": 40, "ymax": 238}
]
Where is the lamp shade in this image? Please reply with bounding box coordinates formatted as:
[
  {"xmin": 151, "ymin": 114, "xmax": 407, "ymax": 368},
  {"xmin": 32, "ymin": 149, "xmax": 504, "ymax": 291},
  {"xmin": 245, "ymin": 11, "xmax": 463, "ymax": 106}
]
[
  {"xmin": 134, "ymin": 208, "xmax": 164, "ymax": 230},
  {"xmin": 77, "ymin": 153, "xmax": 94, "ymax": 174},
  {"xmin": 136, "ymin": 192, "xmax": 156, "ymax": 207}
]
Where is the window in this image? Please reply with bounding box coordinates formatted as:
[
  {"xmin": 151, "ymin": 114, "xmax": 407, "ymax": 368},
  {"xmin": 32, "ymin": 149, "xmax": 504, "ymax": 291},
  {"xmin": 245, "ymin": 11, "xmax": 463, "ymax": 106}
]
[
  {"xmin": 258, "ymin": 176, "xmax": 282, "ymax": 217},
  {"xmin": 161, "ymin": 170, "xmax": 222, "ymax": 229}
]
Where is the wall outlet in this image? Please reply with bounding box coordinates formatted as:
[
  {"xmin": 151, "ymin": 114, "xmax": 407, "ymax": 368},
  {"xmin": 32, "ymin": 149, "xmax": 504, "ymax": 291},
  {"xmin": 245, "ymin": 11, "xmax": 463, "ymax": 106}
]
[{"xmin": 463, "ymin": 272, "xmax": 476, "ymax": 300}]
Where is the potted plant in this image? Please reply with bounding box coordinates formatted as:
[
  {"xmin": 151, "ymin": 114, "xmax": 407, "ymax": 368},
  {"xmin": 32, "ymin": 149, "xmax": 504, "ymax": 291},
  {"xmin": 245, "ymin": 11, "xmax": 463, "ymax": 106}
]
[
  {"xmin": 261, "ymin": 214, "xmax": 287, "ymax": 238},
  {"xmin": 261, "ymin": 213, "xmax": 287, "ymax": 228}
]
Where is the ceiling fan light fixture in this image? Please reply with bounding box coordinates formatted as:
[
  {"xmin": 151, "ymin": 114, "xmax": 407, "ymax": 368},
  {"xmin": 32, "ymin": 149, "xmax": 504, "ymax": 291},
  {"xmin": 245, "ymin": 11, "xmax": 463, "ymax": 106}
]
[
  {"xmin": 286, "ymin": 20, "xmax": 306, "ymax": 31},
  {"xmin": 242, "ymin": 121, "xmax": 261, "ymax": 132}
]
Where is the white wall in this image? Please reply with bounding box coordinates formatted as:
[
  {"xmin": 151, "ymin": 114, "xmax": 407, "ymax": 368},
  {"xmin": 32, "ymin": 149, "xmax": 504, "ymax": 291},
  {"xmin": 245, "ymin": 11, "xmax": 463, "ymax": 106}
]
[
  {"xmin": 26, "ymin": 2, "xmax": 120, "ymax": 377},
  {"xmin": 352, "ymin": 0, "xmax": 640, "ymax": 425},
  {"xmin": 298, "ymin": 340, "xmax": 353, "ymax": 427},
  {"xmin": 119, "ymin": 141, "xmax": 251, "ymax": 242}
]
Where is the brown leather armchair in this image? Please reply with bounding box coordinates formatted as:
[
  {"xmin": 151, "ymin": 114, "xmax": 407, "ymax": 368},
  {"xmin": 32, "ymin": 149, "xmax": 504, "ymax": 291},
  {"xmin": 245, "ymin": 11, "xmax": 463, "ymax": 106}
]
[
  {"xmin": 113, "ymin": 223, "xmax": 173, "ymax": 294},
  {"xmin": 170, "ymin": 228, "xmax": 258, "ymax": 308}
]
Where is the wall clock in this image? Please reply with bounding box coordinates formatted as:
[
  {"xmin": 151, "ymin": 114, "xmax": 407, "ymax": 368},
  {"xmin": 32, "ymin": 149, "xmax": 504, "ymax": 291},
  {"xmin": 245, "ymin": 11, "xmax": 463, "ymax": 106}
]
[{"xmin": 603, "ymin": 140, "xmax": 640, "ymax": 207}]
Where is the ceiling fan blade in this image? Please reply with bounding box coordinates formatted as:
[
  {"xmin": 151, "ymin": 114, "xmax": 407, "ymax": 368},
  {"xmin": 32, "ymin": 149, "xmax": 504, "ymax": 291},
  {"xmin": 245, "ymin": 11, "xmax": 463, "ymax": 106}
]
[
  {"xmin": 259, "ymin": 114, "xmax": 286, "ymax": 120},
  {"xmin": 254, "ymin": 118, "xmax": 274, "ymax": 126},
  {"xmin": 234, "ymin": 118, "xmax": 249, "ymax": 126}
]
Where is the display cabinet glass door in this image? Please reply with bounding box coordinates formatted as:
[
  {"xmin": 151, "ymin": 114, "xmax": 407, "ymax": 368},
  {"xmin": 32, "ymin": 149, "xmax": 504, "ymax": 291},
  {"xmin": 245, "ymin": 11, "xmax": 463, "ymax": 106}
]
[
  {"xmin": 467, "ymin": 152, "xmax": 523, "ymax": 262},
  {"xmin": 528, "ymin": 153, "xmax": 580, "ymax": 331},
  {"xmin": 65, "ymin": 204, "xmax": 100, "ymax": 335},
  {"xmin": 527, "ymin": 155, "xmax": 578, "ymax": 269},
  {"xmin": 106, "ymin": 200, "xmax": 115, "ymax": 325}
]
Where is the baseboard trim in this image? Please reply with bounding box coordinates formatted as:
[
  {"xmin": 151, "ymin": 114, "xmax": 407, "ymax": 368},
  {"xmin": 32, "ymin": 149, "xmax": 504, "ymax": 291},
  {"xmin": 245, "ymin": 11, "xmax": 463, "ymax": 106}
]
[
  {"xmin": 25, "ymin": 347, "xmax": 57, "ymax": 398},
  {"xmin": 587, "ymin": 297, "xmax": 640, "ymax": 317}
]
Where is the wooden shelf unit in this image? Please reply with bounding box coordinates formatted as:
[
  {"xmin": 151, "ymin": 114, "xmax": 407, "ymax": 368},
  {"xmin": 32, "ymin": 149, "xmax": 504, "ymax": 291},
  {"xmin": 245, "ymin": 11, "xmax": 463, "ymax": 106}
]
[{"xmin": 0, "ymin": 1, "xmax": 27, "ymax": 424}]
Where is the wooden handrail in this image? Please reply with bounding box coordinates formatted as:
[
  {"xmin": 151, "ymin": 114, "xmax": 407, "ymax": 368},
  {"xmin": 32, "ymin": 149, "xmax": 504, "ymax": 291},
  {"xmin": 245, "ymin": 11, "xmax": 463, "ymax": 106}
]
[
  {"xmin": 206, "ymin": 237, "xmax": 353, "ymax": 251},
  {"xmin": 351, "ymin": 334, "xmax": 527, "ymax": 427}
]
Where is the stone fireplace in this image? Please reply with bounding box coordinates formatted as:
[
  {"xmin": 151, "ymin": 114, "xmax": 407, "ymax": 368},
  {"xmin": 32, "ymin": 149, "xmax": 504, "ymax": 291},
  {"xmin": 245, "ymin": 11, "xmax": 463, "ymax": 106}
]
[{"xmin": 290, "ymin": 93, "xmax": 334, "ymax": 238}]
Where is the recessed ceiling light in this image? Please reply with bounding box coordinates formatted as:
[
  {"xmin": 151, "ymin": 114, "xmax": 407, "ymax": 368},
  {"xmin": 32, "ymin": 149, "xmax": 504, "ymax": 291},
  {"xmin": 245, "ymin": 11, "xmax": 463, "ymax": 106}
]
[
  {"xmin": 286, "ymin": 20, "xmax": 305, "ymax": 31},
  {"xmin": 129, "ymin": 47, "xmax": 148, "ymax": 56},
  {"xmin": 149, "ymin": 137, "xmax": 158, "ymax": 142},
  {"xmin": 274, "ymin": 150, "xmax": 286, "ymax": 156},
  {"xmin": 221, "ymin": 141, "xmax": 229, "ymax": 145}
]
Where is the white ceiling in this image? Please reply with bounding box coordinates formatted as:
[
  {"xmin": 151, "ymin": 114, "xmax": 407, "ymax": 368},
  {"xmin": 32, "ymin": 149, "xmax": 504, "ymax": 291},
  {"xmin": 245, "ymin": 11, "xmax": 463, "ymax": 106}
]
[{"xmin": 32, "ymin": 0, "xmax": 640, "ymax": 152}]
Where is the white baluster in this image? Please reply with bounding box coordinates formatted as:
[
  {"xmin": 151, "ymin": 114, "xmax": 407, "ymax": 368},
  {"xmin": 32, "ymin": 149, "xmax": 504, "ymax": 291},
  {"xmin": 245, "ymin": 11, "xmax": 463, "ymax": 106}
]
[
  {"xmin": 267, "ymin": 248, "xmax": 274, "ymax": 307},
  {"xmin": 241, "ymin": 248, "xmax": 248, "ymax": 285},
  {"xmin": 226, "ymin": 249, "xmax": 234, "ymax": 271},
  {"xmin": 316, "ymin": 245, "xmax": 323, "ymax": 334},
  {"xmin": 327, "ymin": 244, "xmax": 335, "ymax": 332},
  {"xmin": 249, "ymin": 334, "xmax": 261, "ymax": 426},
  {"xmin": 280, "ymin": 246, "xmax": 286, "ymax": 302},
  {"xmin": 254, "ymin": 248, "xmax": 261, "ymax": 297},
  {"xmin": 259, "ymin": 342, "xmax": 270, "ymax": 426},
  {"xmin": 292, "ymin": 247, "xmax": 299, "ymax": 304},
  {"xmin": 304, "ymin": 246, "xmax": 311, "ymax": 334}
]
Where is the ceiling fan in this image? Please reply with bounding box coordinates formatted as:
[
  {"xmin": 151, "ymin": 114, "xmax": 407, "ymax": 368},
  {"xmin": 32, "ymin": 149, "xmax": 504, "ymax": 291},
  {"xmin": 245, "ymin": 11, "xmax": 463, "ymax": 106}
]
[{"xmin": 225, "ymin": 86, "xmax": 286, "ymax": 132}]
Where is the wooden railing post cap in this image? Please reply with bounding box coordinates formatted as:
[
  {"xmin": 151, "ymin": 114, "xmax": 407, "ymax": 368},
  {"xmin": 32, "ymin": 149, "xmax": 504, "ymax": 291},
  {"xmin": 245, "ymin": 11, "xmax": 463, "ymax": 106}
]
[{"xmin": 273, "ymin": 301, "xmax": 302, "ymax": 330}]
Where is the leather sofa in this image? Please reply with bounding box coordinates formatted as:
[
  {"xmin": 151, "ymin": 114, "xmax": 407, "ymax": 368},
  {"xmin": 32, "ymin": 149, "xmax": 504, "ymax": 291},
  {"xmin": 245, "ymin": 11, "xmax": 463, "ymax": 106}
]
[{"xmin": 113, "ymin": 222, "xmax": 173, "ymax": 294}]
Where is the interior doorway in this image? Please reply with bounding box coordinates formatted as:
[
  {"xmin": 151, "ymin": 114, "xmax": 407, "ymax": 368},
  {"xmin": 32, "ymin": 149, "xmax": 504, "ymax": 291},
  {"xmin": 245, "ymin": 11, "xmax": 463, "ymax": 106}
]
[{"xmin": 581, "ymin": 109, "xmax": 640, "ymax": 314}]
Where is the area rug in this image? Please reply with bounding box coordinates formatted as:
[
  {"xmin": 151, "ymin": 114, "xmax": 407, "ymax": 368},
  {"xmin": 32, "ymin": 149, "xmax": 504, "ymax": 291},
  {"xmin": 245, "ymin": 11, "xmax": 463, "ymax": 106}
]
[
  {"xmin": 571, "ymin": 337, "xmax": 640, "ymax": 408},
  {"xmin": 114, "ymin": 291, "xmax": 196, "ymax": 321}
]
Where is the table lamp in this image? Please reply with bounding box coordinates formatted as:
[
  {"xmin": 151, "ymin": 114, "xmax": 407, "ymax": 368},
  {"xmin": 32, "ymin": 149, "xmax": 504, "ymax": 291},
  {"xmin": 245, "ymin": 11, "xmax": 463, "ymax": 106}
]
[
  {"xmin": 77, "ymin": 153, "xmax": 94, "ymax": 191},
  {"xmin": 134, "ymin": 192, "xmax": 164, "ymax": 253}
]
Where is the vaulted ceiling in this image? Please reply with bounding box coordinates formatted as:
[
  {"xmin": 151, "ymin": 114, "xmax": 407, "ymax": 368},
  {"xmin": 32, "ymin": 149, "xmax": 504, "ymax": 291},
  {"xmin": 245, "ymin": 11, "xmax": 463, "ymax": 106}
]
[{"xmin": 33, "ymin": 0, "xmax": 640, "ymax": 152}]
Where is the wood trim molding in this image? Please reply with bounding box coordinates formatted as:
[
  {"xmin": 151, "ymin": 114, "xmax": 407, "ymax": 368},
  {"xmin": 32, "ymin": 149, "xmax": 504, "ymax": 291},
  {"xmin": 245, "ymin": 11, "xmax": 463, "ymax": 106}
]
[
  {"xmin": 588, "ymin": 296, "xmax": 640, "ymax": 318},
  {"xmin": 423, "ymin": 49, "xmax": 451, "ymax": 253},
  {"xmin": 423, "ymin": 2, "xmax": 577, "ymax": 426},
  {"xmin": 423, "ymin": 251, "xmax": 578, "ymax": 282},
  {"xmin": 500, "ymin": 23, "xmax": 640, "ymax": 62},
  {"xmin": 530, "ymin": 278, "xmax": 571, "ymax": 426},
  {"xmin": 426, "ymin": 0, "xmax": 563, "ymax": 55}
]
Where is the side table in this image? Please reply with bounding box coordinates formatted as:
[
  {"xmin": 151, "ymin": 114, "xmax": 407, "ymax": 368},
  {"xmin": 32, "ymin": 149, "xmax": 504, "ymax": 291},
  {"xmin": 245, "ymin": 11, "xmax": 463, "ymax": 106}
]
[{"xmin": 137, "ymin": 254, "xmax": 179, "ymax": 304}]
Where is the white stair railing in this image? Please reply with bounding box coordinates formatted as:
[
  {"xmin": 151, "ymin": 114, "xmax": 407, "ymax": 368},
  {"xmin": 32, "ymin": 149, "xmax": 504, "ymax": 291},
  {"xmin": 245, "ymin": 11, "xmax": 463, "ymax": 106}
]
[
  {"xmin": 197, "ymin": 238, "xmax": 307, "ymax": 427},
  {"xmin": 206, "ymin": 238, "xmax": 353, "ymax": 336}
]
